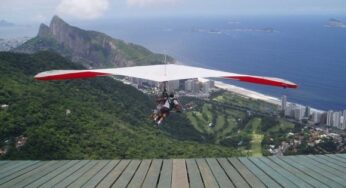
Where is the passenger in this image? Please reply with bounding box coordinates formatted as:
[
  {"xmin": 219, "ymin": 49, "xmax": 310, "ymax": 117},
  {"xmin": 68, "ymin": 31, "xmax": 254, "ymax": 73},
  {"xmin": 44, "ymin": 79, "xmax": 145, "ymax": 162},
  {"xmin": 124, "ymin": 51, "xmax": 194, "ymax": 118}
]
[{"xmin": 153, "ymin": 92, "xmax": 182, "ymax": 126}]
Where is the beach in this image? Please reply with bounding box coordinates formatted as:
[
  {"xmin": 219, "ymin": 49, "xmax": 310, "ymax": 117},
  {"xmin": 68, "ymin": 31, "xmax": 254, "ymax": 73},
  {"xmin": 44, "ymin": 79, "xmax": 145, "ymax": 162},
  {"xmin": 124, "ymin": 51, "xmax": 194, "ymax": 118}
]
[{"xmin": 198, "ymin": 78, "xmax": 281, "ymax": 106}]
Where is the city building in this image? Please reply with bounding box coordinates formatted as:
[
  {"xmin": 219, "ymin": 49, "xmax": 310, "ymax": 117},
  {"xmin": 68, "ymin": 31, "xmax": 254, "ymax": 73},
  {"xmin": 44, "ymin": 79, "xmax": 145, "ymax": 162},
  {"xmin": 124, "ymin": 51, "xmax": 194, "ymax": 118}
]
[
  {"xmin": 285, "ymin": 103, "xmax": 295, "ymax": 117},
  {"xmin": 326, "ymin": 110, "xmax": 333, "ymax": 126},
  {"xmin": 184, "ymin": 79, "xmax": 200, "ymax": 94},
  {"xmin": 192, "ymin": 80, "xmax": 200, "ymax": 94},
  {"xmin": 342, "ymin": 110, "xmax": 346, "ymax": 130},
  {"xmin": 293, "ymin": 106, "xmax": 305, "ymax": 121},
  {"xmin": 305, "ymin": 106, "xmax": 311, "ymax": 118},
  {"xmin": 340, "ymin": 116, "xmax": 345, "ymax": 130},
  {"xmin": 281, "ymin": 95, "xmax": 287, "ymax": 112},
  {"xmin": 311, "ymin": 111, "xmax": 321, "ymax": 124},
  {"xmin": 332, "ymin": 112, "xmax": 341, "ymax": 129},
  {"xmin": 201, "ymin": 80, "xmax": 214, "ymax": 93},
  {"xmin": 184, "ymin": 79, "xmax": 194, "ymax": 92},
  {"xmin": 168, "ymin": 80, "xmax": 180, "ymax": 91}
]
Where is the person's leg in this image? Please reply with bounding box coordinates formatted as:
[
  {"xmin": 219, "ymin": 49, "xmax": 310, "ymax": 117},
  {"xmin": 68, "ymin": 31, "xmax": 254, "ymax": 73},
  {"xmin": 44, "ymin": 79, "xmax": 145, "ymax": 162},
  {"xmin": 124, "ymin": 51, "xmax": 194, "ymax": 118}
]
[
  {"xmin": 157, "ymin": 113, "xmax": 166, "ymax": 125},
  {"xmin": 157, "ymin": 107, "xmax": 169, "ymax": 125}
]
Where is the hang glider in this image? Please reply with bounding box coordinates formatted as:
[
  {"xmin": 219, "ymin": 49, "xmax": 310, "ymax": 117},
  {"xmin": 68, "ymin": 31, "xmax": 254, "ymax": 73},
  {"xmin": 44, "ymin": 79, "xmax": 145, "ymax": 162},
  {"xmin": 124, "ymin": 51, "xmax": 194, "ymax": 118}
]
[{"xmin": 34, "ymin": 64, "xmax": 298, "ymax": 88}]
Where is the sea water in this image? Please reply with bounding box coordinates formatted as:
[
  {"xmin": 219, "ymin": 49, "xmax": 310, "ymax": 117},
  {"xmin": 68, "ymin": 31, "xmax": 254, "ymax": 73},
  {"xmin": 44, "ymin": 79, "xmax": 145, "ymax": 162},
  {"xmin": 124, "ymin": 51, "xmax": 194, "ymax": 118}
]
[
  {"xmin": 81, "ymin": 15, "xmax": 346, "ymax": 111},
  {"xmin": 2, "ymin": 15, "xmax": 346, "ymax": 110}
]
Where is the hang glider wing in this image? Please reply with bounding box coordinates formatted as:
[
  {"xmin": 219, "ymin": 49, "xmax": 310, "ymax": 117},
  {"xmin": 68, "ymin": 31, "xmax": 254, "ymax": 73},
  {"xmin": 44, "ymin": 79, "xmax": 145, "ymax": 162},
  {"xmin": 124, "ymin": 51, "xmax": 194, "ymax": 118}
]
[{"xmin": 34, "ymin": 64, "xmax": 297, "ymax": 88}]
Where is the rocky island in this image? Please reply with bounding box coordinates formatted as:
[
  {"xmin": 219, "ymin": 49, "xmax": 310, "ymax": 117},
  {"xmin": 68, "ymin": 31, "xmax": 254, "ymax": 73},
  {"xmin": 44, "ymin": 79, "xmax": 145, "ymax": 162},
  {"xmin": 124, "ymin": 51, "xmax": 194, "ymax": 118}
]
[
  {"xmin": 325, "ymin": 18, "xmax": 346, "ymax": 28},
  {"xmin": 0, "ymin": 19, "xmax": 15, "ymax": 27}
]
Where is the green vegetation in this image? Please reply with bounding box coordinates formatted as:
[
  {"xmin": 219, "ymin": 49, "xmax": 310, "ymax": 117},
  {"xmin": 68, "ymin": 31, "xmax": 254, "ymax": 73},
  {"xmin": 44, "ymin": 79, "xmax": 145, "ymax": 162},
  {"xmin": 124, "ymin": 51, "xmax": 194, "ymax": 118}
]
[
  {"xmin": 183, "ymin": 91, "xmax": 296, "ymax": 156},
  {"xmin": 0, "ymin": 51, "xmax": 302, "ymax": 159},
  {"xmin": 247, "ymin": 118, "xmax": 263, "ymax": 156},
  {"xmin": 0, "ymin": 51, "xmax": 240, "ymax": 160}
]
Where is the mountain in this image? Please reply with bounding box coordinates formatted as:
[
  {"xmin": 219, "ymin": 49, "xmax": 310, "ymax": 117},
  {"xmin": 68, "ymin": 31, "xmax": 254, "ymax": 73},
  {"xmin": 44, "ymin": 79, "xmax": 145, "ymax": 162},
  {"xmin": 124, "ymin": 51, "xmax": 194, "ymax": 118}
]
[
  {"xmin": 0, "ymin": 51, "xmax": 239, "ymax": 159},
  {"xmin": 0, "ymin": 20, "xmax": 15, "ymax": 27},
  {"xmin": 13, "ymin": 16, "xmax": 174, "ymax": 68}
]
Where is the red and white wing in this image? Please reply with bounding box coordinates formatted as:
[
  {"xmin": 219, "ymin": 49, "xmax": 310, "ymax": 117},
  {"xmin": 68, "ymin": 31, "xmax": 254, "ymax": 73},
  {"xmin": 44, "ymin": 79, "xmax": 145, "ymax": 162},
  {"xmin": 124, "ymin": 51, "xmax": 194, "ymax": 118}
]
[{"xmin": 34, "ymin": 64, "xmax": 297, "ymax": 88}]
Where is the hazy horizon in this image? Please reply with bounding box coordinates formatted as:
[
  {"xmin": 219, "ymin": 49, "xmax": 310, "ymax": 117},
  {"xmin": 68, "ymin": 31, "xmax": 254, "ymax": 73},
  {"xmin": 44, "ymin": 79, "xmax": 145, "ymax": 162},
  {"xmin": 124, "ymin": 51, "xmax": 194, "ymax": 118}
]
[{"xmin": 1, "ymin": 0, "xmax": 346, "ymax": 24}]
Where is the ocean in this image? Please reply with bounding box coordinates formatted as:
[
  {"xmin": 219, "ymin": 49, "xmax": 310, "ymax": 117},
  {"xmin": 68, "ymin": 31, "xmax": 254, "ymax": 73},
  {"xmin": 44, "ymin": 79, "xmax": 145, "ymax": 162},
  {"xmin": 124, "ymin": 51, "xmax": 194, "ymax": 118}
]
[{"xmin": 2, "ymin": 15, "xmax": 346, "ymax": 111}]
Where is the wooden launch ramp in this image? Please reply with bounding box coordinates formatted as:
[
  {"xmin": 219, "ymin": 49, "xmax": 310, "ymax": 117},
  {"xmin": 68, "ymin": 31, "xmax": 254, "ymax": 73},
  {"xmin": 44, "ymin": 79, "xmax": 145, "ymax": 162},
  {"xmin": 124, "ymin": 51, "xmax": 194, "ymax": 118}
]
[{"xmin": 0, "ymin": 154, "xmax": 346, "ymax": 187}]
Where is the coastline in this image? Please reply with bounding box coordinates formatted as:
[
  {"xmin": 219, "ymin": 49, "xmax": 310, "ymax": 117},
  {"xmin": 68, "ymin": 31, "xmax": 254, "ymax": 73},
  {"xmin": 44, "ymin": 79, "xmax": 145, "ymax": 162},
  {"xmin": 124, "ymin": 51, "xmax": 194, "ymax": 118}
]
[
  {"xmin": 199, "ymin": 78, "xmax": 325, "ymax": 113},
  {"xmin": 176, "ymin": 61, "xmax": 282, "ymax": 106},
  {"xmin": 198, "ymin": 78, "xmax": 281, "ymax": 106}
]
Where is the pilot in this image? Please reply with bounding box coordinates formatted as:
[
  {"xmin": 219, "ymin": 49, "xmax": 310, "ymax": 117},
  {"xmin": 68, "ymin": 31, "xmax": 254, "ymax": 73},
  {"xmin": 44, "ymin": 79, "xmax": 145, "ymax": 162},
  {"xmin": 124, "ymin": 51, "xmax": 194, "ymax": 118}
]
[{"xmin": 153, "ymin": 92, "xmax": 182, "ymax": 126}]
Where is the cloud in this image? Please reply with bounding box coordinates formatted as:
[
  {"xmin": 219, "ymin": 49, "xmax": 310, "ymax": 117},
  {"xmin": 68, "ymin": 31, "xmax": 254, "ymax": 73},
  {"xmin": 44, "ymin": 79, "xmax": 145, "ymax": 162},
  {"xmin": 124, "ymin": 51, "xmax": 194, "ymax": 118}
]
[
  {"xmin": 56, "ymin": 0, "xmax": 109, "ymax": 19},
  {"xmin": 127, "ymin": 0, "xmax": 180, "ymax": 7}
]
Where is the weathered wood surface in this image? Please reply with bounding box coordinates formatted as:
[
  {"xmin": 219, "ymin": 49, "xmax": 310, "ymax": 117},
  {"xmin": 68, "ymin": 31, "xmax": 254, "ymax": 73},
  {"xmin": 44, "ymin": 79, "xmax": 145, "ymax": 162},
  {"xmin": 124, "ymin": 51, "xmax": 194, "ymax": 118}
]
[{"xmin": 0, "ymin": 154, "xmax": 345, "ymax": 188}]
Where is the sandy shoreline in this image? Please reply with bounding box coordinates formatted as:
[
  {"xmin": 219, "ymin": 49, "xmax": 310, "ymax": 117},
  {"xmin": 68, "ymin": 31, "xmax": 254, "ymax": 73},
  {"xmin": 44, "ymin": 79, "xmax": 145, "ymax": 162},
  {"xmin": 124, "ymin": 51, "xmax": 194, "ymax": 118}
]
[
  {"xmin": 198, "ymin": 78, "xmax": 281, "ymax": 106},
  {"xmin": 176, "ymin": 61, "xmax": 282, "ymax": 106}
]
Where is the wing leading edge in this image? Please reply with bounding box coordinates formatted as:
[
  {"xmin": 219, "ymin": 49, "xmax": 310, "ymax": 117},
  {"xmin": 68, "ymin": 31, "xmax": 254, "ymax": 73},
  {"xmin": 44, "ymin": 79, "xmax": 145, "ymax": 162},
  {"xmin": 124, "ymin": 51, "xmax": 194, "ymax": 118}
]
[{"xmin": 34, "ymin": 64, "xmax": 297, "ymax": 88}]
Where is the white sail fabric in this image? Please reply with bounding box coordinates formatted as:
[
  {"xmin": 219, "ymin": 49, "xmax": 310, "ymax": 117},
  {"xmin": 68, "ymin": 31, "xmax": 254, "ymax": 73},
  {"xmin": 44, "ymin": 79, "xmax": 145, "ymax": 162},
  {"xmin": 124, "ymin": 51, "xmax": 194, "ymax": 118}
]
[{"xmin": 34, "ymin": 64, "xmax": 297, "ymax": 88}]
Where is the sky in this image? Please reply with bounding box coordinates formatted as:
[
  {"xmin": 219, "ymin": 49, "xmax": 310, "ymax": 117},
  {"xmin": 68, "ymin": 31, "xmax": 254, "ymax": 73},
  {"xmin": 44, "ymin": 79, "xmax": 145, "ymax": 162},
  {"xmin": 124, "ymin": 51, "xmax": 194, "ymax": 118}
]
[{"xmin": 1, "ymin": 0, "xmax": 346, "ymax": 23}]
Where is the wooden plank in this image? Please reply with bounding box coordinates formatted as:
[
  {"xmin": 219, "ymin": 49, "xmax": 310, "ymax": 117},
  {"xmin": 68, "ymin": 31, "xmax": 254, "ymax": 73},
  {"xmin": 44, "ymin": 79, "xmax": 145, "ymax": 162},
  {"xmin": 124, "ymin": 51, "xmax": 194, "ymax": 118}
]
[
  {"xmin": 217, "ymin": 158, "xmax": 250, "ymax": 188},
  {"xmin": 196, "ymin": 158, "xmax": 219, "ymax": 188},
  {"xmin": 172, "ymin": 159, "xmax": 188, "ymax": 188},
  {"xmin": 0, "ymin": 161, "xmax": 44, "ymax": 185},
  {"xmin": 292, "ymin": 155, "xmax": 346, "ymax": 185},
  {"xmin": 111, "ymin": 160, "xmax": 141, "ymax": 188},
  {"xmin": 249, "ymin": 157, "xmax": 297, "ymax": 188},
  {"xmin": 0, "ymin": 161, "xmax": 9, "ymax": 167},
  {"xmin": 0, "ymin": 161, "xmax": 58, "ymax": 187},
  {"xmin": 9, "ymin": 161, "xmax": 67, "ymax": 188},
  {"xmin": 127, "ymin": 160, "xmax": 151, "ymax": 188},
  {"xmin": 158, "ymin": 159, "xmax": 173, "ymax": 188},
  {"xmin": 0, "ymin": 161, "xmax": 26, "ymax": 172},
  {"xmin": 142, "ymin": 159, "xmax": 162, "ymax": 188},
  {"xmin": 259, "ymin": 157, "xmax": 313, "ymax": 188},
  {"xmin": 186, "ymin": 159, "xmax": 204, "ymax": 188},
  {"xmin": 96, "ymin": 160, "xmax": 130, "ymax": 188},
  {"xmin": 268, "ymin": 156, "xmax": 327, "ymax": 188},
  {"xmin": 54, "ymin": 160, "xmax": 98, "ymax": 188},
  {"xmin": 206, "ymin": 158, "xmax": 234, "ymax": 188},
  {"xmin": 306, "ymin": 155, "xmax": 346, "ymax": 174},
  {"xmin": 25, "ymin": 160, "xmax": 80, "ymax": 187},
  {"xmin": 228, "ymin": 158, "xmax": 266, "ymax": 188},
  {"xmin": 39, "ymin": 160, "xmax": 89, "ymax": 187},
  {"xmin": 82, "ymin": 160, "xmax": 119, "ymax": 188},
  {"xmin": 299, "ymin": 155, "xmax": 346, "ymax": 179},
  {"xmin": 315, "ymin": 155, "xmax": 346, "ymax": 170},
  {"xmin": 238, "ymin": 158, "xmax": 281, "ymax": 188},
  {"xmin": 286, "ymin": 155, "xmax": 345, "ymax": 186},
  {"xmin": 281, "ymin": 156, "xmax": 343, "ymax": 188},
  {"xmin": 0, "ymin": 161, "xmax": 38, "ymax": 179},
  {"xmin": 67, "ymin": 160, "xmax": 109, "ymax": 188},
  {"xmin": 326, "ymin": 154, "xmax": 346, "ymax": 163},
  {"xmin": 334, "ymin": 154, "xmax": 346, "ymax": 160}
]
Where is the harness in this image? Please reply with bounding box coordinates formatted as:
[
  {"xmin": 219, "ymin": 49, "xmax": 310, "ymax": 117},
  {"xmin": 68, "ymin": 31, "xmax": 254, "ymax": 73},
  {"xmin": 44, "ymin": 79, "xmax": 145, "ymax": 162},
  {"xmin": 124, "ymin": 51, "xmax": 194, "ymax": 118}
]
[{"xmin": 167, "ymin": 97, "xmax": 176, "ymax": 110}]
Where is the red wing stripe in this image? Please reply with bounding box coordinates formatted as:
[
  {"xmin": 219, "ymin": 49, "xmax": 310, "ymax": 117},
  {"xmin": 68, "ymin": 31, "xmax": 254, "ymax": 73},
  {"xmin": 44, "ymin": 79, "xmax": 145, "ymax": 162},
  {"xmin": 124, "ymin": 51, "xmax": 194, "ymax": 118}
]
[
  {"xmin": 35, "ymin": 71, "xmax": 110, "ymax": 81},
  {"xmin": 225, "ymin": 76, "xmax": 298, "ymax": 88}
]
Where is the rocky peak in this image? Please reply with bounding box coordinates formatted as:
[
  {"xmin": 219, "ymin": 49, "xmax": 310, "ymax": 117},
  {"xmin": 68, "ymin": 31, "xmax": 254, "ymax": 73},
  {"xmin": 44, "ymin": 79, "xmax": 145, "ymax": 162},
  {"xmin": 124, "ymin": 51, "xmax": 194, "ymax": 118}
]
[
  {"xmin": 14, "ymin": 15, "xmax": 173, "ymax": 68},
  {"xmin": 50, "ymin": 15, "xmax": 69, "ymax": 28},
  {"xmin": 49, "ymin": 15, "xmax": 71, "ymax": 40},
  {"xmin": 37, "ymin": 24, "xmax": 50, "ymax": 38}
]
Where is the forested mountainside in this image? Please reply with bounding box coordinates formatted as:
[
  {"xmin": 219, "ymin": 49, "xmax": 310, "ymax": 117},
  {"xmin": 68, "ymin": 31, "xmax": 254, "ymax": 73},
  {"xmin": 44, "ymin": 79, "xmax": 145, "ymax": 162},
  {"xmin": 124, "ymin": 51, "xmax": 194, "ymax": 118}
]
[{"xmin": 0, "ymin": 51, "xmax": 239, "ymax": 159}]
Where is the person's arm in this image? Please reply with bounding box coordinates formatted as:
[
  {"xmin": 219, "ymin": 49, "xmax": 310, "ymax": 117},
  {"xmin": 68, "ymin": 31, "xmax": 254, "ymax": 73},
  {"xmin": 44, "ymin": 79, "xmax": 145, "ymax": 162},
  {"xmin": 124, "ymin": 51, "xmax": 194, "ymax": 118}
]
[{"xmin": 173, "ymin": 100, "xmax": 182, "ymax": 112}]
